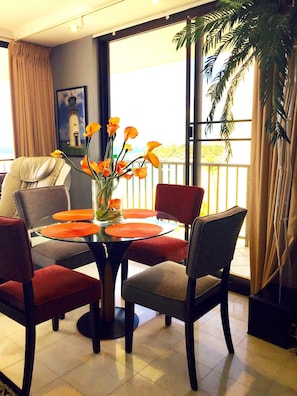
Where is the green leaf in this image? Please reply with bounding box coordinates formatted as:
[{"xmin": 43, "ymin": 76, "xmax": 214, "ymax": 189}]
[{"xmin": 173, "ymin": 0, "xmax": 297, "ymax": 158}]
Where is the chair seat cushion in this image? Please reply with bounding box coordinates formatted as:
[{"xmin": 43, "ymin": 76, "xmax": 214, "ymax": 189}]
[
  {"xmin": 32, "ymin": 240, "xmax": 94, "ymax": 269},
  {"xmin": 122, "ymin": 261, "xmax": 220, "ymax": 320},
  {"xmin": 0, "ymin": 265, "xmax": 101, "ymax": 324},
  {"xmin": 124, "ymin": 236, "xmax": 189, "ymax": 265}
]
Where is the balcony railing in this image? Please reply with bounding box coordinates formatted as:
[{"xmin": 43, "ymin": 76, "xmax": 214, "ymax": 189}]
[
  {"xmin": 0, "ymin": 157, "xmax": 249, "ymax": 245},
  {"xmin": 120, "ymin": 159, "xmax": 249, "ymax": 245},
  {"xmin": 0, "ymin": 159, "xmax": 13, "ymax": 173}
]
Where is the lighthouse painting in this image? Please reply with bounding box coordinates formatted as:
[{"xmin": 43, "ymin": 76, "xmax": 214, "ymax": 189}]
[{"xmin": 56, "ymin": 86, "xmax": 87, "ymax": 156}]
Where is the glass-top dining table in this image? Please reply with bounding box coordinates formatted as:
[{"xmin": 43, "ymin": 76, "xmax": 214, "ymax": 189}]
[{"xmin": 33, "ymin": 208, "xmax": 178, "ymax": 340}]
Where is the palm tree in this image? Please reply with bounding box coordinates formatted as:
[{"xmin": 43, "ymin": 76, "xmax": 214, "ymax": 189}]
[
  {"xmin": 173, "ymin": 0, "xmax": 297, "ymax": 158},
  {"xmin": 173, "ymin": 0, "xmax": 297, "ymax": 303}
]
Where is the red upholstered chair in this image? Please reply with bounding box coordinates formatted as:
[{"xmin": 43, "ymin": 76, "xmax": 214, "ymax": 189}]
[
  {"xmin": 0, "ymin": 216, "xmax": 101, "ymax": 396},
  {"xmin": 121, "ymin": 183, "xmax": 204, "ymax": 288}
]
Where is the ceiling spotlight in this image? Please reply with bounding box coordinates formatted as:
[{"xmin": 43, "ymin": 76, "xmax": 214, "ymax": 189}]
[
  {"xmin": 152, "ymin": 0, "xmax": 159, "ymax": 4},
  {"xmin": 69, "ymin": 16, "xmax": 83, "ymax": 32}
]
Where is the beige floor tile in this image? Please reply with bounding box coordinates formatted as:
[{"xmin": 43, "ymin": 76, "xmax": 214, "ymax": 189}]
[
  {"xmin": 31, "ymin": 378, "xmax": 84, "ymax": 396},
  {"xmin": 1, "ymin": 258, "xmax": 297, "ymax": 395},
  {"xmin": 110, "ymin": 373, "xmax": 173, "ymax": 396},
  {"xmin": 63, "ymin": 356, "xmax": 134, "ymax": 396}
]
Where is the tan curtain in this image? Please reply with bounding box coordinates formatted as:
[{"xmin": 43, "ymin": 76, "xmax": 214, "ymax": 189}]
[
  {"xmin": 249, "ymin": 48, "xmax": 297, "ymax": 294},
  {"xmin": 8, "ymin": 41, "xmax": 56, "ymax": 156}
]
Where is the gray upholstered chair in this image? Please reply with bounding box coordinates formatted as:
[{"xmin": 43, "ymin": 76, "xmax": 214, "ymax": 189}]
[
  {"xmin": 13, "ymin": 185, "xmax": 94, "ymax": 270},
  {"xmin": 0, "ymin": 156, "xmax": 71, "ymax": 217},
  {"xmin": 122, "ymin": 206, "xmax": 247, "ymax": 391}
]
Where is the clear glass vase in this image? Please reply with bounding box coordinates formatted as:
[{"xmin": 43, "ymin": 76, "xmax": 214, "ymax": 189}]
[{"xmin": 91, "ymin": 178, "xmax": 122, "ymax": 225}]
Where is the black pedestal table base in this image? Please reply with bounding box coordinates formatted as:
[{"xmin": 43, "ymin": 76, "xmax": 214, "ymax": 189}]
[{"xmin": 77, "ymin": 307, "xmax": 139, "ymax": 340}]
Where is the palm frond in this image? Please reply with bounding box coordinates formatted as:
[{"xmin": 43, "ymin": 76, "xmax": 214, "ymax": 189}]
[{"xmin": 173, "ymin": 0, "xmax": 297, "ymax": 158}]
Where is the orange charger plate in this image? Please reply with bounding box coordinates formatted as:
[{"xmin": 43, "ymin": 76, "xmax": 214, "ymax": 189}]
[
  {"xmin": 52, "ymin": 209, "xmax": 94, "ymax": 221},
  {"xmin": 41, "ymin": 222, "xmax": 100, "ymax": 238},
  {"xmin": 105, "ymin": 222, "xmax": 162, "ymax": 238}
]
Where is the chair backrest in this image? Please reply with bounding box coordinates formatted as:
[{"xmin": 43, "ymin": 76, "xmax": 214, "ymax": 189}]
[
  {"xmin": 0, "ymin": 216, "xmax": 34, "ymax": 282},
  {"xmin": 154, "ymin": 183, "xmax": 204, "ymax": 226},
  {"xmin": 186, "ymin": 206, "xmax": 247, "ymax": 279},
  {"xmin": 13, "ymin": 185, "xmax": 71, "ymax": 229},
  {"xmin": 0, "ymin": 156, "xmax": 71, "ymax": 218}
]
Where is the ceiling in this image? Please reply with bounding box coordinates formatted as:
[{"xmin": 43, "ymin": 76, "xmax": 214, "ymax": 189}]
[{"xmin": 0, "ymin": 0, "xmax": 211, "ymax": 47}]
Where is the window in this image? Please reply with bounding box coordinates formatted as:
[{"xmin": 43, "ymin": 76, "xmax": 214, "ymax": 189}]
[
  {"xmin": 0, "ymin": 44, "xmax": 14, "ymax": 171},
  {"xmin": 98, "ymin": 4, "xmax": 251, "ymax": 286},
  {"xmin": 110, "ymin": 23, "xmax": 186, "ymax": 159}
]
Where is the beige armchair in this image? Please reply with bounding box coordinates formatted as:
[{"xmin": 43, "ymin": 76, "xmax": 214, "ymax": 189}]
[{"xmin": 0, "ymin": 156, "xmax": 71, "ymax": 217}]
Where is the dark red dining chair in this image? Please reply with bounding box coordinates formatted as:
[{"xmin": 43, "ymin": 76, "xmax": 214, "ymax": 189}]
[
  {"xmin": 121, "ymin": 183, "xmax": 204, "ymax": 291},
  {"xmin": 0, "ymin": 216, "xmax": 101, "ymax": 396}
]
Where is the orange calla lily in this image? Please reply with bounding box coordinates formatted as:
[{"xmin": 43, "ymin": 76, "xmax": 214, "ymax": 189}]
[
  {"xmin": 143, "ymin": 141, "xmax": 162, "ymax": 168},
  {"xmin": 116, "ymin": 160, "xmax": 128, "ymax": 175},
  {"xmin": 145, "ymin": 152, "xmax": 160, "ymax": 168},
  {"xmin": 107, "ymin": 117, "xmax": 120, "ymax": 137},
  {"xmin": 132, "ymin": 167, "xmax": 147, "ymax": 179},
  {"xmin": 84, "ymin": 122, "xmax": 101, "ymax": 138},
  {"xmin": 124, "ymin": 143, "xmax": 132, "ymax": 152},
  {"xmin": 51, "ymin": 149, "xmax": 63, "ymax": 158},
  {"xmin": 80, "ymin": 155, "xmax": 101, "ymax": 175},
  {"xmin": 122, "ymin": 173, "xmax": 133, "ymax": 180},
  {"xmin": 97, "ymin": 158, "xmax": 111, "ymax": 177},
  {"xmin": 145, "ymin": 141, "xmax": 162, "ymax": 151},
  {"xmin": 80, "ymin": 155, "xmax": 91, "ymax": 174},
  {"xmin": 124, "ymin": 126, "xmax": 138, "ymax": 142},
  {"xmin": 109, "ymin": 117, "xmax": 120, "ymax": 125},
  {"xmin": 50, "ymin": 118, "xmax": 162, "ymax": 223},
  {"xmin": 108, "ymin": 198, "xmax": 121, "ymax": 210}
]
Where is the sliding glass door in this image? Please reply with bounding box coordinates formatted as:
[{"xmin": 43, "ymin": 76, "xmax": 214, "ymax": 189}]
[{"xmin": 97, "ymin": 5, "xmax": 253, "ymax": 292}]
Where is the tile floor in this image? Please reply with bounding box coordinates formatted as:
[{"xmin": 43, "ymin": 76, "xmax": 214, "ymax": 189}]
[{"xmin": 1, "ymin": 259, "xmax": 297, "ymax": 396}]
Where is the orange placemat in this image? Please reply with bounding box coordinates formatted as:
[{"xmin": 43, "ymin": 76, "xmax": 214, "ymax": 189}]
[
  {"xmin": 41, "ymin": 222, "xmax": 100, "ymax": 238},
  {"xmin": 122, "ymin": 209, "xmax": 157, "ymax": 218},
  {"xmin": 53, "ymin": 209, "xmax": 93, "ymax": 221},
  {"xmin": 105, "ymin": 222, "xmax": 162, "ymax": 238}
]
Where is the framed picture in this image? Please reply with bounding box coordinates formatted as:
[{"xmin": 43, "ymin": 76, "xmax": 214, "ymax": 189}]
[{"xmin": 56, "ymin": 86, "xmax": 87, "ymax": 156}]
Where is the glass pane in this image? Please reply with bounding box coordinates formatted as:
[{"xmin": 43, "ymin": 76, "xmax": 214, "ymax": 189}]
[
  {"xmin": 110, "ymin": 22, "xmax": 187, "ymax": 161},
  {"xmin": 0, "ymin": 46, "xmax": 14, "ymax": 170}
]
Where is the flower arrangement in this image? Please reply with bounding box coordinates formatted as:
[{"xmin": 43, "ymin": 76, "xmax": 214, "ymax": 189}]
[{"xmin": 51, "ymin": 117, "xmax": 161, "ymax": 222}]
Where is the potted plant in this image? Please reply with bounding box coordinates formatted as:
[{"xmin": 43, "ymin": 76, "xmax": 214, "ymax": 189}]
[
  {"xmin": 173, "ymin": 0, "xmax": 297, "ymax": 348},
  {"xmin": 173, "ymin": 0, "xmax": 296, "ymax": 151}
]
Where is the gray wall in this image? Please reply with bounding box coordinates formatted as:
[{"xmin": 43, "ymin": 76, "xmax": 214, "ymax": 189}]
[{"xmin": 51, "ymin": 35, "xmax": 100, "ymax": 209}]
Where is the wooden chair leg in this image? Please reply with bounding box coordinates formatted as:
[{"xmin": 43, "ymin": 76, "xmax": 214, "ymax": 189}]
[
  {"xmin": 52, "ymin": 317, "xmax": 59, "ymax": 331},
  {"xmin": 89, "ymin": 301, "xmax": 100, "ymax": 354},
  {"xmin": 125, "ymin": 301, "xmax": 134, "ymax": 353},
  {"xmin": 121, "ymin": 258, "xmax": 128, "ymax": 292},
  {"xmin": 23, "ymin": 323, "xmax": 36, "ymax": 396},
  {"xmin": 185, "ymin": 320, "xmax": 198, "ymax": 391},
  {"xmin": 220, "ymin": 297, "xmax": 234, "ymax": 353}
]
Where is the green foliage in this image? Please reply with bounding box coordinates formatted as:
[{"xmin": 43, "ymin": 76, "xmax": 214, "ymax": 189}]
[
  {"xmin": 156, "ymin": 144, "xmax": 185, "ymax": 159},
  {"xmin": 156, "ymin": 143, "xmax": 224, "ymax": 162},
  {"xmin": 173, "ymin": 0, "xmax": 297, "ymax": 158}
]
